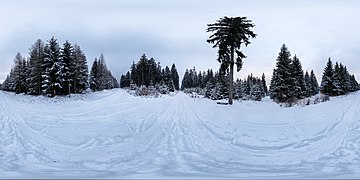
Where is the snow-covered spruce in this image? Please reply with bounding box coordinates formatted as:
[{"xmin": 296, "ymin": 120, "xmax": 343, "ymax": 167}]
[{"xmin": 2, "ymin": 37, "xmax": 117, "ymax": 96}]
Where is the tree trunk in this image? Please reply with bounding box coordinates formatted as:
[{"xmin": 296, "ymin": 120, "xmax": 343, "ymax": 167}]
[
  {"xmin": 73, "ymin": 81, "xmax": 76, "ymax": 94},
  {"xmin": 229, "ymin": 46, "xmax": 234, "ymax": 105}
]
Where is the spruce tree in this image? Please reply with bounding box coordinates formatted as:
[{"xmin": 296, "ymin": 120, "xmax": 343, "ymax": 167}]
[
  {"xmin": 12, "ymin": 53, "xmax": 24, "ymax": 93},
  {"xmin": 350, "ymin": 75, "xmax": 359, "ymax": 92},
  {"xmin": 2, "ymin": 75, "xmax": 11, "ymax": 91},
  {"xmin": 60, "ymin": 40, "xmax": 74, "ymax": 95},
  {"xmin": 261, "ymin": 73, "xmax": 268, "ymax": 96},
  {"xmin": 304, "ymin": 71, "xmax": 311, "ymax": 97},
  {"xmin": 137, "ymin": 54, "xmax": 148, "ymax": 87},
  {"xmin": 108, "ymin": 70, "xmax": 119, "ymax": 89},
  {"xmin": 171, "ymin": 64, "xmax": 179, "ymax": 90},
  {"xmin": 148, "ymin": 58, "xmax": 157, "ymax": 85},
  {"xmin": 97, "ymin": 53, "xmax": 109, "ymax": 90},
  {"xmin": 309, "ymin": 70, "xmax": 319, "ymax": 95},
  {"xmin": 89, "ymin": 59, "xmax": 99, "ymax": 91},
  {"xmin": 155, "ymin": 62, "xmax": 162, "ymax": 85},
  {"xmin": 8, "ymin": 68, "xmax": 16, "ymax": 91},
  {"xmin": 244, "ymin": 75, "xmax": 252, "ymax": 98},
  {"xmin": 204, "ymin": 80, "xmax": 215, "ymax": 99},
  {"xmin": 291, "ymin": 55, "xmax": 306, "ymax": 99},
  {"xmin": 120, "ymin": 75, "xmax": 126, "ymax": 88},
  {"xmin": 251, "ymin": 83, "xmax": 262, "ymax": 101},
  {"xmin": 216, "ymin": 72, "xmax": 229, "ymax": 99},
  {"xmin": 332, "ymin": 62, "xmax": 342, "ymax": 95},
  {"xmin": 28, "ymin": 39, "xmax": 45, "ymax": 95},
  {"xmin": 320, "ymin": 58, "xmax": 335, "ymax": 96},
  {"xmin": 164, "ymin": 66, "xmax": 171, "ymax": 87},
  {"xmin": 181, "ymin": 69, "xmax": 190, "ymax": 90},
  {"xmin": 21, "ymin": 59, "xmax": 29, "ymax": 94},
  {"xmin": 269, "ymin": 44, "xmax": 293, "ymax": 103},
  {"xmin": 73, "ymin": 44, "xmax": 88, "ymax": 93},
  {"xmin": 42, "ymin": 37, "xmax": 62, "ymax": 97},
  {"xmin": 269, "ymin": 69, "xmax": 277, "ymax": 99},
  {"xmin": 124, "ymin": 71, "xmax": 131, "ymax": 88},
  {"xmin": 130, "ymin": 61, "xmax": 137, "ymax": 86},
  {"xmin": 120, "ymin": 71, "xmax": 131, "ymax": 89},
  {"xmin": 341, "ymin": 65, "xmax": 351, "ymax": 94},
  {"xmin": 89, "ymin": 54, "xmax": 116, "ymax": 91}
]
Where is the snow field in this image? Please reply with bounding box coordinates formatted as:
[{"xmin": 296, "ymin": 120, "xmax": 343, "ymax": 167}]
[{"xmin": 0, "ymin": 89, "xmax": 360, "ymax": 178}]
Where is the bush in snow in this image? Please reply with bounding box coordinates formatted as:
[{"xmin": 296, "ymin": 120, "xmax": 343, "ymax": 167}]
[{"xmin": 134, "ymin": 86, "xmax": 160, "ymax": 97}]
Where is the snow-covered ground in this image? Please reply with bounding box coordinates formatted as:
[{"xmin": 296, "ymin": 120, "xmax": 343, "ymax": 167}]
[{"xmin": 1, "ymin": 89, "xmax": 360, "ymax": 178}]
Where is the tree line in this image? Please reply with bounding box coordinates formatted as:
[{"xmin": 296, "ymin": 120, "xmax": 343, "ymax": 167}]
[
  {"xmin": 234, "ymin": 73, "xmax": 268, "ymax": 101},
  {"xmin": 181, "ymin": 67, "xmax": 267, "ymax": 101},
  {"xmin": 205, "ymin": 16, "xmax": 359, "ymax": 105},
  {"xmin": 179, "ymin": 43, "xmax": 359, "ymax": 104},
  {"xmin": 119, "ymin": 54, "xmax": 179, "ymax": 94},
  {"xmin": 1, "ymin": 29, "xmax": 358, "ymax": 102},
  {"xmin": 269, "ymin": 44, "xmax": 358, "ymax": 105},
  {"xmin": 320, "ymin": 58, "xmax": 358, "ymax": 96},
  {"xmin": 2, "ymin": 37, "xmax": 118, "ymax": 97},
  {"xmin": 89, "ymin": 53, "xmax": 119, "ymax": 92}
]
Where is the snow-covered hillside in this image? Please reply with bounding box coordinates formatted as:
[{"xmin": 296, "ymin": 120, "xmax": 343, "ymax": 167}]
[{"xmin": 1, "ymin": 89, "xmax": 360, "ymax": 178}]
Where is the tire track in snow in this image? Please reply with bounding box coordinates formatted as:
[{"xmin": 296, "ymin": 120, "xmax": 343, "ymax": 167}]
[
  {"xmin": 1, "ymin": 90, "xmax": 360, "ymax": 178},
  {"xmin": 315, "ymin": 94, "xmax": 360, "ymax": 175},
  {"xmin": 0, "ymin": 94, "xmax": 56, "ymax": 173},
  {"xmin": 178, "ymin": 93, "xmax": 359, "ymax": 177}
]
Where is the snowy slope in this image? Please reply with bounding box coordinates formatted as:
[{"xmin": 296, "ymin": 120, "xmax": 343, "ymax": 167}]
[{"xmin": 0, "ymin": 89, "xmax": 360, "ymax": 178}]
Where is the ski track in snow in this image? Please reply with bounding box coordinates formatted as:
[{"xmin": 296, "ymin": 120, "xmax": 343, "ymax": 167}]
[{"xmin": 0, "ymin": 89, "xmax": 360, "ymax": 178}]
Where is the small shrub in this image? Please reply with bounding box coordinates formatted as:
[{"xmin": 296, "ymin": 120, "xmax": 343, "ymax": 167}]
[
  {"xmin": 320, "ymin": 94, "xmax": 330, "ymax": 102},
  {"xmin": 314, "ymin": 96, "xmax": 320, "ymax": 104},
  {"xmin": 134, "ymin": 86, "xmax": 160, "ymax": 97}
]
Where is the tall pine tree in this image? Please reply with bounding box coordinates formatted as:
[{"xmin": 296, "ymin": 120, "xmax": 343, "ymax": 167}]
[
  {"xmin": 73, "ymin": 44, "xmax": 88, "ymax": 93},
  {"xmin": 12, "ymin": 53, "xmax": 25, "ymax": 93},
  {"xmin": 269, "ymin": 44, "xmax": 294, "ymax": 103},
  {"xmin": 320, "ymin": 58, "xmax": 335, "ymax": 96},
  {"xmin": 261, "ymin": 73, "xmax": 268, "ymax": 96},
  {"xmin": 42, "ymin": 36, "xmax": 62, "ymax": 97},
  {"xmin": 290, "ymin": 55, "xmax": 306, "ymax": 99},
  {"xmin": 171, "ymin": 64, "xmax": 179, "ymax": 90},
  {"xmin": 60, "ymin": 40, "xmax": 74, "ymax": 95},
  {"xmin": 89, "ymin": 54, "xmax": 117, "ymax": 92},
  {"xmin": 309, "ymin": 70, "xmax": 319, "ymax": 95},
  {"xmin": 28, "ymin": 39, "xmax": 46, "ymax": 95},
  {"xmin": 89, "ymin": 58, "xmax": 99, "ymax": 91}
]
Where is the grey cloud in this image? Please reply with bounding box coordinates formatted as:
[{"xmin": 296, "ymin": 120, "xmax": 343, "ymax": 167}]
[{"xmin": 0, "ymin": 0, "xmax": 360, "ymax": 83}]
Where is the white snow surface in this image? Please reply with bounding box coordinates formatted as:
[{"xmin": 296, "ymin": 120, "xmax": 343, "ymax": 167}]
[{"xmin": 1, "ymin": 89, "xmax": 360, "ymax": 178}]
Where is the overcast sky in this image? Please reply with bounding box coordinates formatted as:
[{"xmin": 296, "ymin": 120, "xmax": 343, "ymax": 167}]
[{"xmin": 0, "ymin": 0, "xmax": 359, "ymax": 84}]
